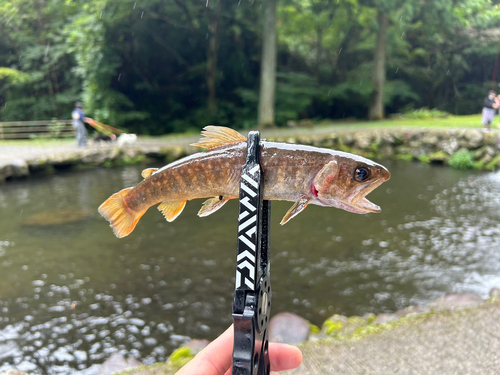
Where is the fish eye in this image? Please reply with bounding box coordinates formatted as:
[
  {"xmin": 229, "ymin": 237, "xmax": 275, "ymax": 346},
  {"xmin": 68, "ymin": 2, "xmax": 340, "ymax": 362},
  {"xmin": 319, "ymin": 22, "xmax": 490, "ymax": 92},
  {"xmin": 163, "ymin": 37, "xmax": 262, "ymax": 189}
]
[{"xmin": 354, "ymin": 165, "xmax": 370, "ymax": 182}]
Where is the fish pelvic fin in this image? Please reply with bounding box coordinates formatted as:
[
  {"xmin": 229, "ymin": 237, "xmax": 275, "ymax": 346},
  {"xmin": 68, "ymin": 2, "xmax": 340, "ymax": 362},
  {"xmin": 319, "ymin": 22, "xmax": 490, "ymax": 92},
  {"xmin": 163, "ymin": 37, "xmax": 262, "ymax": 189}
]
[
  {"xmin": 198, "ymin": 196, "xmax": 230, "ymax": 217},
  {"xmin": 98, "ymin": 187, "xmax": 147, "ymax": 238},
  {"xmin": 158, "ymin": 200, "xmax": 187, "ymax": 222},
  {"xmin": 141, "ymin": 167, "xmax": 158, "ymax": 179},
  {"xmin": 280, "ymin": 196, "xmax": 311, "ymax": 225},
  {"xmin": 191, "ymin": 126, "xmax": 247, "ymax": 150}
]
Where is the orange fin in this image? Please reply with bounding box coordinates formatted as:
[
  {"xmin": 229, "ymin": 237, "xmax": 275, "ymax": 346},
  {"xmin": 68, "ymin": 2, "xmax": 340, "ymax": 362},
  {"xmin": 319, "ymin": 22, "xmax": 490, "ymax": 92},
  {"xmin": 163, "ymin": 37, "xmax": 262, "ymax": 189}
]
[
  {"xmin": 198, "ymin": 196, "xmax": 230, "ymax": 217},
  {"xmin": 98, "ymin": 187, "xmax": 147, "ymax": 238},
  {"xmin": 280, "ymin": 196, "xmax": 311, "ymax": 225},
  {"xmin": 158, "ymin": 200, "xmax": 187, "ymax": 222},
  {"xmin": 141, "ymin": 168, "xmax": 158, "ymax": 179},
  {"xmin": 191, "ymin": 126, "xmax": 247, "ymax": 150}
]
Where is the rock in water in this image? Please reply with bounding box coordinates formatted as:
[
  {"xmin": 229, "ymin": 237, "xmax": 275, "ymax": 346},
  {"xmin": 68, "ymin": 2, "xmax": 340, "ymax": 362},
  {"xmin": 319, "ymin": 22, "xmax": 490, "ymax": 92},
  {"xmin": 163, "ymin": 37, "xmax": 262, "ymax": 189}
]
[
  {"xmin": 98, "ymin": 353, "xmax": 141, "ymax": 375},
  {"xmin": 373, "ymin": 313, "xmax": 399, "ymax": 324},
  {"xmin": 429, "ymin": 293, "xmax": 484, "ymax": 311},
  {"xmin": 269, "ymin": 312, "xmax": 310, "ymax": 344},
  {"xmin": 489, "ymin": 287, "xmax": 500, "ymax": 298},
  {"xmin": 23, "ymin": 209, "xmax": 94, "ymax": 226}
]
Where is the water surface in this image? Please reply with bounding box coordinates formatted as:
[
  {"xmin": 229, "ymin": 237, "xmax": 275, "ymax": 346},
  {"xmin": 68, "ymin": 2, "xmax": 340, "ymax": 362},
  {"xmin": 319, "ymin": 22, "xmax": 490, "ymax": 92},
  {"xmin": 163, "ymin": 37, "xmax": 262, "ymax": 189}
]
[{"xmin": 0, "ymin": 160, "xmax": 499, "ymax": 372}]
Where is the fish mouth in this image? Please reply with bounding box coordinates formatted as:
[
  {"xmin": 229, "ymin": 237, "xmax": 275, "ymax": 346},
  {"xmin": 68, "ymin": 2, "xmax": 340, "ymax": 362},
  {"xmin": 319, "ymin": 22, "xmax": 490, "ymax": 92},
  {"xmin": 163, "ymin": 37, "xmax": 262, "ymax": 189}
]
[{"xmin": 345, "ymin": 170, "xmax": 390, "ymax": 214}]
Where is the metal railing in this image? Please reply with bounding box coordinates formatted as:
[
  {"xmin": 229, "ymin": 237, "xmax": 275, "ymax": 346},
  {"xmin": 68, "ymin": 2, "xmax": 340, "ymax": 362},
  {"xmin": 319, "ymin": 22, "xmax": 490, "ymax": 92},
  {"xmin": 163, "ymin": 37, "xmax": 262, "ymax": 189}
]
[{"xmin": 0, "ymin": 120, "xmax": 75, "ymax": 139}]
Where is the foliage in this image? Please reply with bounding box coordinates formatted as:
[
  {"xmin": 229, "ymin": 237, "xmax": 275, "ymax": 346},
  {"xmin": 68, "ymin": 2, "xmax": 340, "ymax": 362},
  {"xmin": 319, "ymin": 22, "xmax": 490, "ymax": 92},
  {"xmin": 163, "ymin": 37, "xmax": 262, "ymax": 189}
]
[
  {"xmin": 0, "ymin": 0, "xmax": 500, "ymax": 133},
  {"xmin": 0, "ymin": 68, "xmax": 31, "ymax": 83},
  {"xmin": 449, "ymin": 150, "xmax": 475, "ymax": 169},
  {"xmin": 403, "ymin": 107, "xmax": 450, "ymax": 119}
]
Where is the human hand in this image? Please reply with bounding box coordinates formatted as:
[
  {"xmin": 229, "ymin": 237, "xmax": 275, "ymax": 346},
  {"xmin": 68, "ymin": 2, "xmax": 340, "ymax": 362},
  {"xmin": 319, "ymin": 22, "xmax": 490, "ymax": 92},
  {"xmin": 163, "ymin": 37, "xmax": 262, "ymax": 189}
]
[{"xmin": 175, "ymin": 325, "xmax": 302, "ymax": 375}]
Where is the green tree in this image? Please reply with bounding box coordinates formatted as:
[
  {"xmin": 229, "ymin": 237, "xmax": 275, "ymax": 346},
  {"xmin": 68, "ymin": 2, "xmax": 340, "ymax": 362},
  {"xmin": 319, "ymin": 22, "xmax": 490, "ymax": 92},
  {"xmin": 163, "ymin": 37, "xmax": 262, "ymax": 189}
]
[{"xmin": 258, "ymin": 0, "xmax": 278, "ymax": 126}]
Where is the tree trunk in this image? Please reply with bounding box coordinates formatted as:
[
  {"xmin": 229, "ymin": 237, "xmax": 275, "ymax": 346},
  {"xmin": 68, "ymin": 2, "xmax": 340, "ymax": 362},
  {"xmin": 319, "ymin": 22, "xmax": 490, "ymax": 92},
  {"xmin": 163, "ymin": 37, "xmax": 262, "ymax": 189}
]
[
  {"xmin": 368, "ymin": 10, "xmax": 388, "ymax": 121},
  {"xmin": 257, "ymin": 0, "xmax": 277, "ymax": 127},
  {"xmin": 207, "ymin": 0, "xmax": 222, "ymax": 117},
  {"xmin": 316, "ymin": 26, "xmax": 323, "ymax": 82}
]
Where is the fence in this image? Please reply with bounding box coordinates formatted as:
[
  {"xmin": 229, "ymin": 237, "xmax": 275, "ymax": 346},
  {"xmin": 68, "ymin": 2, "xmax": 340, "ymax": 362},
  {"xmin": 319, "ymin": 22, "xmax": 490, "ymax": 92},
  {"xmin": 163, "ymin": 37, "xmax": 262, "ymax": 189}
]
[{"xmin": 0, "ymin": 120, "xmax": 75, "ymax": 139}]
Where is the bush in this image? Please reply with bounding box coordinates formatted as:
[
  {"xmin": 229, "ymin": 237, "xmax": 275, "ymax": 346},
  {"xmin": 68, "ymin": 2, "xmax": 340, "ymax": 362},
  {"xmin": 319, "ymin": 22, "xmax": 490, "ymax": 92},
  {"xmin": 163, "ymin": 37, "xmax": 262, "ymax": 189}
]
[
  {"xmin": 403, "ymin": 107, "xmax": 450, "ymax": 119},
  {"xmin": 449, "ymin": 150, "xmax": 475, "ymax": 169}
]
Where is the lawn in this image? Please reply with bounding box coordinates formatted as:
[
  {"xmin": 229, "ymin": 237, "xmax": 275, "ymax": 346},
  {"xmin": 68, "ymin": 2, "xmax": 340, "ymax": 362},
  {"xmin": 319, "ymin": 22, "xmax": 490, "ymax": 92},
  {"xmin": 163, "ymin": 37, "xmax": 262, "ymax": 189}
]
[{"xmin": 0, "ymin": 114, "xmax": 488, "ymax": 147}]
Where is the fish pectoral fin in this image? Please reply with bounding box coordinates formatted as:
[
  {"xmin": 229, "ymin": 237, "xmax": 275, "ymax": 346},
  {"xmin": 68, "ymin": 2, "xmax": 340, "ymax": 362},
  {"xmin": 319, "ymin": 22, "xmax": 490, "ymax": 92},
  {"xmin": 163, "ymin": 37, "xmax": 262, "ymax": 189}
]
[
  {"xmin": 158, "ymin": 200, "xmax": 187, "ymax": 222},
  {"xmin": 198, "ymin": 196, "xmax": 230, "ymax": 217},
  {"xmin": 190, "ymin": 126, "xmax": 247, "ymax": 150},
  {"xmin": 280, "ymin": 196, "xmax": 311, "ymax": 225},
  {"xmin": 141, "ymin": 168, "xmax": 158, "ymax": 179},
  {"xmin": 312, "ymin": 160, "xmax": 339, "ymax": 194}
]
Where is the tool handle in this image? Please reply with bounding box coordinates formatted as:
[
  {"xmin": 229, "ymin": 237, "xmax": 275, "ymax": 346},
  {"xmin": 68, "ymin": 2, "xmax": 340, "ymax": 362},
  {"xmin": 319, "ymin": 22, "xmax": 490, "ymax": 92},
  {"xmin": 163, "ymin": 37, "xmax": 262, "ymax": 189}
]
[{"xmin": 232, "ymin": 131, "xmax": 271, "ymax": 375}]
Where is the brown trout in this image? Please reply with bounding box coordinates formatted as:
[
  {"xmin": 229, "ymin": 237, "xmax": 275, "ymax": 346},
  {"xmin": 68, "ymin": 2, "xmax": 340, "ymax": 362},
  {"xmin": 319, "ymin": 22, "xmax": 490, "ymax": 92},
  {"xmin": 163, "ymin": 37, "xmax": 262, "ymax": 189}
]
[{"xmin": 99, "ymin": 126, "xmax": 390, "ymax": 238}]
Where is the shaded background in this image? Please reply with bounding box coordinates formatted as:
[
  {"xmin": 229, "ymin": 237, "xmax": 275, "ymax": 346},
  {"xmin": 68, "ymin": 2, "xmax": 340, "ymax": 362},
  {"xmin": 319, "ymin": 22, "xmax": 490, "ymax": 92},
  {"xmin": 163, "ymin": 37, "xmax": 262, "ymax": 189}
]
[{"xmin": 1, "ymin": 0, "xmax": 500, "ymax": 132}]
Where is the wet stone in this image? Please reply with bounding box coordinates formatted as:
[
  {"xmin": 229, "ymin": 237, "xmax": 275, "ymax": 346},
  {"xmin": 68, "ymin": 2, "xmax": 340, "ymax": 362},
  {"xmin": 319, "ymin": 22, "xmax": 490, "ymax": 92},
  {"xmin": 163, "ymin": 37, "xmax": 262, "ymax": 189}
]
[
  {"xmin": 23, "ymin": 209, "xmax": 94, "ymax": 226},
  {"xmin": 395, "ymin": 305, "xmax": 430, "ymax": 317},
  {"xmin": 373, "ymin": 313, "xmax": 399, "ymax": 324},
  {"xmin": 0, "ymin": 162, "xmax": 12, "ymax": 181},
  {"xmin": 489, "ymin": 287, "xmax": 500, "ymax": 298},
  {"xmin": 429, "ymin": 293, "xmax": 484, "ymax": 311},
  {"xmin": 269, "ymin": 312, "xmax": 310, "ymax": 344},
  {"xmin": 321, "ymin": 314, "xmax": 371, "ymax": 337},
  {"xmin": 97, "ymin": 353, "xmax": 142, "ymax": 375},
  {"xmin": 9, "ymin": 159, "xmax": 29, "ymax": 177},
  {"xmin": 184, "ymin": 339, "xmax": 209, "ymax": 354}
]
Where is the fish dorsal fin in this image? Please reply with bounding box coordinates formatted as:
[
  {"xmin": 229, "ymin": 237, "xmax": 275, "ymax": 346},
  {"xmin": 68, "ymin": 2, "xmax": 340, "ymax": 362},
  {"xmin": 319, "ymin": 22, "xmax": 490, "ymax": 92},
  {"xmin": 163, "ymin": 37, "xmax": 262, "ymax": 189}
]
[
  {"xmin": 198, "ymin": 196, "xmax": 230, "ymax": 217},
  {"xmin": 191, "ymin": 126, "xmax": 247, "ymax": 150},
  {"xmin": 141, "ymin": 168, "xmax": 158, "ymax": 179},
  {"xmin": 280, "ymin": 196, "xmax": 311, "ymax": 225},
  {"xmin": 158, "ymin": 200, "xmax": 187, "ymax": 222}
]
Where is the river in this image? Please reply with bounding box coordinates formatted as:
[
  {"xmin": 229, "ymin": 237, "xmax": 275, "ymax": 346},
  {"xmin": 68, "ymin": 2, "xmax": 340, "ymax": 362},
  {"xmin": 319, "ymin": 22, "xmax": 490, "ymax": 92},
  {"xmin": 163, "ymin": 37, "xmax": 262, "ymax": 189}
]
[{"xmin": 0, "ymin": 160, "xmax": 499, "ymax": 373}]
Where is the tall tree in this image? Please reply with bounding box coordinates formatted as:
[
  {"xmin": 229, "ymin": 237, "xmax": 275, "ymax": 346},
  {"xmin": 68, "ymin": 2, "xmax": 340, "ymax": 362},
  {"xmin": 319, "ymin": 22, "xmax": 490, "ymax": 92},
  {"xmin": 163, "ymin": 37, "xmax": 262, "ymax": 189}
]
[
  {"xmin": 368, "ymin": 8, "xmax": 388, "ymax": 120},
  {"xmin": 258, "ymin": 0, "xmax": 278, "ymax": 127},
  {"xmin": 207, "ymin": 0, "xmax": 223, "ymax": 117}
]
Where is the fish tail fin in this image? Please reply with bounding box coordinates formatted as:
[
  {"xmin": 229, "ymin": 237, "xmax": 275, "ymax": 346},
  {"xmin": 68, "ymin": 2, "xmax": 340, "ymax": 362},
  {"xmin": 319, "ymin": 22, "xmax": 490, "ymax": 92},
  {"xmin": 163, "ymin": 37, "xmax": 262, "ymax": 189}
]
[{"xmin": 98, "ymin": 187, "xmax": 146, "ymax": 238}]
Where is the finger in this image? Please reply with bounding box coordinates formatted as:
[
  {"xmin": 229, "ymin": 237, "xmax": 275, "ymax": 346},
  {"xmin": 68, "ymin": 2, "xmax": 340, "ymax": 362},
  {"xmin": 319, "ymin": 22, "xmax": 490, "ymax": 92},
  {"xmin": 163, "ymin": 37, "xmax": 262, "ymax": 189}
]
[
  {"xmin": 226, "ymin": 342, "xmax": 303, "ymax": 373},
  {"xmin": 175, "ymin": 325, "xmax": 234, "ymax": 375},
  {"xmin": 269, "ymin": 343, "xmax": 303, "ymax": 372}
]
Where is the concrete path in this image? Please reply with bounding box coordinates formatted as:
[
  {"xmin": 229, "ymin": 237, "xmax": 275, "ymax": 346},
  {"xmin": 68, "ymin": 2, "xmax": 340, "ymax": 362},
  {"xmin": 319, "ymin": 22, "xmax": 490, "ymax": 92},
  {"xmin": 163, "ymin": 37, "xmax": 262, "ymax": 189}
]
[{"xmin": 286, "ymin": 299, "xmax": 500, "ymax": 375}]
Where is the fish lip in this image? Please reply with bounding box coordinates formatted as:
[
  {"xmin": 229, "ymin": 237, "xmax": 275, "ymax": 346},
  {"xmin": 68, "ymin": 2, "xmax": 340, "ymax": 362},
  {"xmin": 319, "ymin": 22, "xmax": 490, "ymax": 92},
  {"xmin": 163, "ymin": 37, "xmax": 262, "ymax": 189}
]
[{"xmin": 346, "ymin": 174, "xmax": 388, "ymax": 213}]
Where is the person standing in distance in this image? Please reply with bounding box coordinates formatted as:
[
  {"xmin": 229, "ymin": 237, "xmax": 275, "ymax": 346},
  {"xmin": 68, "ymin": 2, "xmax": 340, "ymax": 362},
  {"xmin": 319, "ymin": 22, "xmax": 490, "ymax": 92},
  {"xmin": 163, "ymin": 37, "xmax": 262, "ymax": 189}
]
[
  {"xmin": 72, "ymin": 102, "xmax": 94, "ymax": 147},
  {"xmin": 481, "ymin": 90, "xmax": 499, "ymax": 132}
]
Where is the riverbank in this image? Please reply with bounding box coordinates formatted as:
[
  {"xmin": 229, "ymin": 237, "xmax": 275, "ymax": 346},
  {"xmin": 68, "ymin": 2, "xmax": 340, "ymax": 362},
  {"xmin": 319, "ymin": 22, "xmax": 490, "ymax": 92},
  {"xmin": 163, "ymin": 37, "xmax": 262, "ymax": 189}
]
[
  {"xmin": 2, "ymin": 292, "xmax": 498, "ymax": 374},
  {"xmin": 95, "ymin": 291, "xmax": 500, "ymax": 374},
  {"xmin": 1, "ymin": 122, "xmax": 500, "ymax": 182}
]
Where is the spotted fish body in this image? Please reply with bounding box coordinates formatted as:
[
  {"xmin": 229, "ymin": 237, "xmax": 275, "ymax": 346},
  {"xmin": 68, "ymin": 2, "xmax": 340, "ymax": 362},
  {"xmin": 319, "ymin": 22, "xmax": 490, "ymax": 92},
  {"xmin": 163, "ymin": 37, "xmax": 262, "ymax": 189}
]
[{"xmin": 99, "ymin": 126, "xmax": 391, "ymax": 238}]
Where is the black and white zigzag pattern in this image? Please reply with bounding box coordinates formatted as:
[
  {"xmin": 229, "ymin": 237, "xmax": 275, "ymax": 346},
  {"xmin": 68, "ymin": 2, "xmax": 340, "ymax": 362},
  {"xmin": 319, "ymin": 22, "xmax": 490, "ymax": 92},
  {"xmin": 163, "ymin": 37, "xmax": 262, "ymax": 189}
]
[{"xmin": 235, "ymin": 164, "xmax": 260, "ymax": 289}]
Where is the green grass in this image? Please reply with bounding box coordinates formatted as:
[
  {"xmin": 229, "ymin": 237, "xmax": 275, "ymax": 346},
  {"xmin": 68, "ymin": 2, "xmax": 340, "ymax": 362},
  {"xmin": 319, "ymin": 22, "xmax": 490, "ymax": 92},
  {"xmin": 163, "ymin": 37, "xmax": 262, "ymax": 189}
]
[
  {"xmin": 283, "ymin": 114, "xmax": 484, "ymax": 134},
  {"xmin": 0, "ymin": 114, "xmax": 488, "ymax": 147}
]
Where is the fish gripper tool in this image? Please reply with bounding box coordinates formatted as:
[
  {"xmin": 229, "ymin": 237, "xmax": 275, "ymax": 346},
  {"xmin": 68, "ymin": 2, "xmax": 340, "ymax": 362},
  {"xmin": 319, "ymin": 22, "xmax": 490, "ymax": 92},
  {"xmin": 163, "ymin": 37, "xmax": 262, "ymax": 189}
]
[{"xmin": 232, "ymin": 130, "xmax": 271, "ymax": 375}]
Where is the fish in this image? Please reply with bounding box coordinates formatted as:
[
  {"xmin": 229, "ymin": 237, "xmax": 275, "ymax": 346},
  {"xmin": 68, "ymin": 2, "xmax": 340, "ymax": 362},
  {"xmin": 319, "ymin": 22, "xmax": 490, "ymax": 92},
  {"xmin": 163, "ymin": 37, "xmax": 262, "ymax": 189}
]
[{"xmin": 99, "ymin": 126, "xmax": 391, "ymax": 238}]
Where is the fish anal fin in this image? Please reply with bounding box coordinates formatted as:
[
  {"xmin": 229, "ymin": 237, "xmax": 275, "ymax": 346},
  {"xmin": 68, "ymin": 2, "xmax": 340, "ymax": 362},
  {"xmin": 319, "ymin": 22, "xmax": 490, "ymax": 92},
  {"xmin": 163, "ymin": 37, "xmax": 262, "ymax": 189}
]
[
  {"xmin": 198, "ymin": 196, "xmax": 230, "ymax": 217},
  {"xmin": 280, "ymin": 196, "xmax": 311, "ymax": 225},
  {"xmin": 158, "ymin": 200, "xmax": 187, "ymax": 222},
  {"xmin": 191, "ymin": 126, "xmax": 247, "ymax": 150},
  {"xmin": 98, "ymin": 187, "xmax": 147, "ymax": 238},
  {"xmin": 141, "ymin": 168, "xmax": 158, "ymax": 179}
]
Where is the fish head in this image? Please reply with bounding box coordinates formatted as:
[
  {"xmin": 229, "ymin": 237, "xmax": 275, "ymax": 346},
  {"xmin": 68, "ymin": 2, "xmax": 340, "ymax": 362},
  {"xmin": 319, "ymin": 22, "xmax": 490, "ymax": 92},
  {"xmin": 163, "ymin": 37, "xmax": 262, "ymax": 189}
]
[{"xmin": 312, "ymin": 155, "xmax": 390, "ymax": 214}]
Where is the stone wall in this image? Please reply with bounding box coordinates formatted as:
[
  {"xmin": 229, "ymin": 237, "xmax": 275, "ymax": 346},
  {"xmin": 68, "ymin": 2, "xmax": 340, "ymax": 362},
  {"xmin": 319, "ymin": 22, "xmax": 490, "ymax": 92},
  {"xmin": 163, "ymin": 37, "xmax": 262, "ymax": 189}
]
[
  {"xmin": 2, "ymin": 128, "xmax": 500, "ymax": 182},
  {"xmin": 268, "ymin": 128, "xmax": 500, "ymax": 170}
]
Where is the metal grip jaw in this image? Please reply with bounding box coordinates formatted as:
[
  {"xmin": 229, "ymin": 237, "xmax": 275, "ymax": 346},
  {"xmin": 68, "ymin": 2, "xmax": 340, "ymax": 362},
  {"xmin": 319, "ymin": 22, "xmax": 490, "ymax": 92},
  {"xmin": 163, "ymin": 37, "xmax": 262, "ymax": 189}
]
[{"xmin": 232, "ymin": 131, "xmax": 271, "ymax": 375}]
